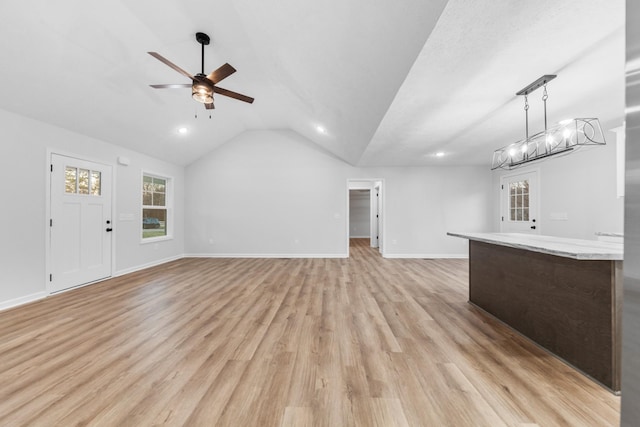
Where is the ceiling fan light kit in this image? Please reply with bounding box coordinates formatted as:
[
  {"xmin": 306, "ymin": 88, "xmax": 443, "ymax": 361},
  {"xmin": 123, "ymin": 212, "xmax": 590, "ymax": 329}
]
[
  {"xmin": 491, "ymin": 74, "xmax": 606, "ymax": 170},
  {"xmin": 192, "ymin": 78, "xmax": 213, "ymax": 104},
  {"xmin": 148, "ymin": 32, "xmax": 254, "ymax": 111}
]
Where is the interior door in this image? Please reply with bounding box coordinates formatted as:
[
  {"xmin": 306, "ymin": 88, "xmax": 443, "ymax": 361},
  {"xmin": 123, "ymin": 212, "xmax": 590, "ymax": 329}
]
[
  {"xmin": 371, "ymin": 189, "xmax": 378, "ymax": 248},
  {"xmin": 50, "ymin": 154, "xmax": 113, "ymax": 293},
  {"xmin": 500, "ymin": 170, "xmax": 539, "ymax": 234},
  {"xmin": 376, "ymin": 184, "xmax": 383, "ymax": 252}
]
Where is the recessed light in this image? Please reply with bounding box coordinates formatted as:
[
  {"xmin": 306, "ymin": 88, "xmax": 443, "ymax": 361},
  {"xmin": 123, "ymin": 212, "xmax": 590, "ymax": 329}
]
[
  {"xmin": 177, "ymin": 127, "xmax": 188, "ymax": 134},
  {"xmin": 316, "ymin": 125, "xmax": 326, "ymax": 134},
  {"xmin": 435, "ymin": 151, "xmax": 445, "ymax": 157}
]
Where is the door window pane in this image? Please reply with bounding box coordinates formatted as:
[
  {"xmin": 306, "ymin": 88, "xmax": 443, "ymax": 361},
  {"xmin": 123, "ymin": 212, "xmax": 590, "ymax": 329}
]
[
  {"xmin": 65, "ymin": 167, "xmax": 77, "ymax": 193},
  {"xmin": 91, "ymin": 171, "xmax": 101, "ymax": 196},
  {"xmin": 509, "ymin": 179, "xmax": 530, "ymax": 222},
  {"xmin": 78, "ymin": 169, "xmax": 89, "ymax": 194}
]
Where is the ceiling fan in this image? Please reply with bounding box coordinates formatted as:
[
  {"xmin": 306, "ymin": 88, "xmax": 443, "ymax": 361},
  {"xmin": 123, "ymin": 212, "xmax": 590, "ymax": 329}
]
[{"xmin": 148, "ymin": 32, "xmax": 254, "ymax": 110}]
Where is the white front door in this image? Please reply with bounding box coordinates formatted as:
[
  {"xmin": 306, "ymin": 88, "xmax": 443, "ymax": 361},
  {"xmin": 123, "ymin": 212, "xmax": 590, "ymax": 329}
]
[
  {"xmin": 500, "ymin": 170, "xmax": 539, "ymax": 234},
  {"xmin": 49, "ymin": 154, "xmax": 113, "ymax": 293}
]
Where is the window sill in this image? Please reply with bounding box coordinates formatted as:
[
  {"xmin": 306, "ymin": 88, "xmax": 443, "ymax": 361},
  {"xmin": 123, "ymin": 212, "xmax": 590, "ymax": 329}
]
[{"xmin": 140, "ymin": 235, "xmax": 174, "ymax": 245}]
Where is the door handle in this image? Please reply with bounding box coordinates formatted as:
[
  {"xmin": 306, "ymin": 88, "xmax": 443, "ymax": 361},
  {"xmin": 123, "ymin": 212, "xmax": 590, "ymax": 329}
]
[
  {"xmin": 106, "ymin": 228, "xmax": 113, "ymax": 232},
  {"xmin": 530, "ymin": 225, "xmax": 536, "ymax": 230}
]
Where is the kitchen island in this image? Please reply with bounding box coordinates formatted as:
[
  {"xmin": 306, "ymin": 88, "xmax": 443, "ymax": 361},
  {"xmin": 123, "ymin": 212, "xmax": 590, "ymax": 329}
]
[{"xmin": 448, "ymin": 232, "xmax": 623, "ymax": 393}]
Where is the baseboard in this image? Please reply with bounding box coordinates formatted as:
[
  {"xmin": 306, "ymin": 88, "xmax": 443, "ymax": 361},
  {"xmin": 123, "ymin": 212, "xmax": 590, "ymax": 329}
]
[
  {"xmin": 349, "ymin": 236, "xmax": 371, "ymax": 239},
  {"xmin": 0, "ymin": 291, "xmax": 48, "ymax": 312},
  {"xmin": 186, "ymin": 253, "xmax": 349, "ymax": 259},
  {"xmin": 383, "ymin": 253, "xmax": 468, "ymax": 259},
  {"xmin": 114, "ymin": 254, "xmax": 185, "ymax": 277}
]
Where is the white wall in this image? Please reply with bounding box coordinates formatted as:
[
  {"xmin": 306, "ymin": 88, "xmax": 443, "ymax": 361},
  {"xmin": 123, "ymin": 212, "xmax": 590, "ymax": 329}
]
[
  {"xmin": 349, "ymin": 190, "xmax": 371, "ymax": 238},
  {"xmin": 185, "ymin": 130, "xmax": 352, "ymax": 256},
  {"xmin": 363, "ymin": 166, "xmax": 493, "ymax": 257},
  {"xmin": 491, "ymin": 122, "xmax": 624, "ymax": 239},
  {"xmin": 0, "ymin": 108, "xmax": 184, "ymax": 309},
  {"xmin": 184, "ymin": 129, "xmax": 493, "ymax": 257}
]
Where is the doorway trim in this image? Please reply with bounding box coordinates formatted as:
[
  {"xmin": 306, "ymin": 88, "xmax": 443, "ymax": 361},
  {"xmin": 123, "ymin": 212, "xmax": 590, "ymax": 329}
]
[
  {"xmin": 346, "ymin": 179, "xmax": 385, "ymax": 257},
  {"xmin": 45, "ymin": 149, "xmax": 116, "ymax": 294}
]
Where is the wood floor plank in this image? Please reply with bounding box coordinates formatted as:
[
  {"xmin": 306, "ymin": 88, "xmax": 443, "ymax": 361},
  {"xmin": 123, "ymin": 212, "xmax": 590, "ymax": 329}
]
[{"xmin": 0, "ymin": 238, "xmax": 620, "ymax": 426}]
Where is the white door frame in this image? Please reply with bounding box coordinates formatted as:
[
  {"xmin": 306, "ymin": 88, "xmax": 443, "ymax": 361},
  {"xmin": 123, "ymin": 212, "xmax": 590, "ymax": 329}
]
[
  {"xmin": 499, "ymin": 167, "xmax": 540, "ymax": 234},
  {"xmin": 45, "ymin": 149, "xmax": 116, "ymax": 294},
  {"xmin": 346, "ymin": 179, "xmax": 385, "ymax": 256}
]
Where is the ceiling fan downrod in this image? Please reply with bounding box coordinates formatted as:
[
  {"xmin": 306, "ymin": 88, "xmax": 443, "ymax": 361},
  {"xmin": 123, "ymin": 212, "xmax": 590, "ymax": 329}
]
[{"xmin": 195, "ymin": 32, "xmax": 210, "ymax": 75}]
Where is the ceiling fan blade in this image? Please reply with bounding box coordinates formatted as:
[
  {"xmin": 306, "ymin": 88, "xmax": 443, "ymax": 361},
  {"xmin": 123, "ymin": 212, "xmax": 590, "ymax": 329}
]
[
  {"xmin": 205, "ymin": 103, "xmax": 215, "ymax": 110},
  {"xmin": 148, "ymin": 52, "xmax": 195, "ymax": 80},
  {"xmin": 213, "ymin": 86, "xmax": 254, "ymax": 104},
  {"xmin": 150, "ymin": 84, "xmax": 192, "ymax": 89},
  {"xmin": 207, "ymin": 63, "xmax": 236, "ymax": 84}
]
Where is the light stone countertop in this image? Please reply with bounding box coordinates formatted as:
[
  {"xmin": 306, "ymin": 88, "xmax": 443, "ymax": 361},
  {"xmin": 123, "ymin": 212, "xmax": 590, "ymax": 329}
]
[{"xmin": 447, "ymin": 232, "xmax": 623, "ymax": 260}]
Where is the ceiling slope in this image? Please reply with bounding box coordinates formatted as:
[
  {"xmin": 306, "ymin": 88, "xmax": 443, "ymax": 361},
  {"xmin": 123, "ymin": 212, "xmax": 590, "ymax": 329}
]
[
  {"xmin": 359, "ymin": 0, "xmax": 625, "ymax": 167},
  {"xmin": 0, "ymin": 0, "xmax": 448, "ymax": 166},
  {"xmin": 0, "ymin": 0, "xmax": 623, "ymax": 167}
]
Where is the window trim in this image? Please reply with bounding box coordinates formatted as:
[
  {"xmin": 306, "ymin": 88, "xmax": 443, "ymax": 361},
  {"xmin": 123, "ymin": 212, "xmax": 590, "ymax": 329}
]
[{"xmin": 141, "ymin": 171, "xmax": 174, "ymax": 244}]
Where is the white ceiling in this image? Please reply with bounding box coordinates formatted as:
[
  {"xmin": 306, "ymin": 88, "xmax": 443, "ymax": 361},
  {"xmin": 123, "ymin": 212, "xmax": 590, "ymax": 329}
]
[{"xmin": 0, "ymin": 0, "xmax": 625, "ymax": 167}]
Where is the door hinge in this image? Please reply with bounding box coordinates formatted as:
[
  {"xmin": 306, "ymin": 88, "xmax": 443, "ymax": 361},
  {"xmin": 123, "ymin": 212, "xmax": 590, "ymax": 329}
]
[
  {"xmin": 501, "ymin": 184, "xmax": 504, "ymax": 190},
  {"xmin": 49, "ymin": 274, "xmax": 52, "ymax": 282},
  {"xmin": 50, "ymin": 164, "xmax": 53, "ymax": 172},
  {"xmin": 376, "ymin": 214, "xmax": 379, "ymax": 218},
  {"xmin": 501, "ymin": 216, "xmax": 504, "ymax": 222},
  {"xmin": 50, "ymin": 218, "xmax": 53, "ymax": 227}
]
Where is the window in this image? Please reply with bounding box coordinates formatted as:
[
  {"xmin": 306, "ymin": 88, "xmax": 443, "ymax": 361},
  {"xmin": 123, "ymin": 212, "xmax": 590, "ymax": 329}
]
[
  {"xmin": 509, "ymin": 179, "xmax": 529, "ymax": 221},
  {"xmin": 65, "ymin": 166, "xmax": 101, "ymax": 196},
  {"xmin": 142, "ymin": 173, "xmax": 171, "ymax": 240}
]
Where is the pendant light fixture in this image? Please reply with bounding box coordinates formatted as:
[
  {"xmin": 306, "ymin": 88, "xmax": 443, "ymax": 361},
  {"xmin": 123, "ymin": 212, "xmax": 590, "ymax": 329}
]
[{"xmin": 491, "ymin": 75, "xmax": 606, "ymax": 170}]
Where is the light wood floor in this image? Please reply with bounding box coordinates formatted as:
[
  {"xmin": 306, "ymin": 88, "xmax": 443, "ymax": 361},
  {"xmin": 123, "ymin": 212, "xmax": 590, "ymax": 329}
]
[{"xmin": 0, "ymin": 239, "xmax": 620, "ymax": 426}]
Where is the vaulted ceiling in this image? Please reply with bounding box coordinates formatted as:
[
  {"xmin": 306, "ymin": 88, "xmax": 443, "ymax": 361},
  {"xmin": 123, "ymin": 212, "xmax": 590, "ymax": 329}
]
[{"xmin": 0, "ymin": 0, "xmax": 625, "ymax": 167}]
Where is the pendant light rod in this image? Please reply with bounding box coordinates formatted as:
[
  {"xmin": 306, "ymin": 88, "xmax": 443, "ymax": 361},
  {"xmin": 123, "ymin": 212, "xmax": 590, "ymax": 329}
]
[{"xmin": 516, "ymin": 74, "xmax": 556, "ymax": 96}]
